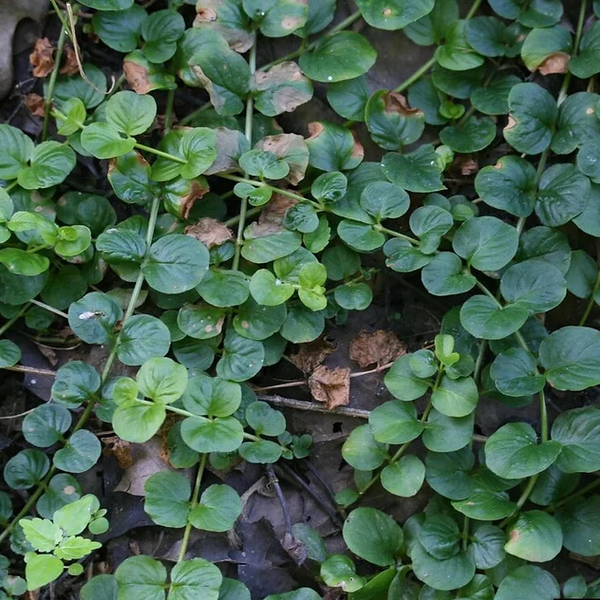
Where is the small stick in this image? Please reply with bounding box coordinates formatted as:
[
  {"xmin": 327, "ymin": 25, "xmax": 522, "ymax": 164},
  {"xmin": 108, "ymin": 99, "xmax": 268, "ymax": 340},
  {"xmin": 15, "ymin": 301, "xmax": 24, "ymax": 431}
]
[
  {"xmin": 257, "ymin": 393, "xmax": 370, "ymax": 419},
  {"xmin": 266, "ymin": 464, "xmax": 292, "ymax": 536}
]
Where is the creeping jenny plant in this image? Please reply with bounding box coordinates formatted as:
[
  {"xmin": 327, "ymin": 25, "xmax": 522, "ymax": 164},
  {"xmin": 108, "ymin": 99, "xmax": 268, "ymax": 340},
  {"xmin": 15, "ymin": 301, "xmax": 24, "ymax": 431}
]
[{"xmin": 2, "ymin": 0, "xmax": 600, "ymax": 597}]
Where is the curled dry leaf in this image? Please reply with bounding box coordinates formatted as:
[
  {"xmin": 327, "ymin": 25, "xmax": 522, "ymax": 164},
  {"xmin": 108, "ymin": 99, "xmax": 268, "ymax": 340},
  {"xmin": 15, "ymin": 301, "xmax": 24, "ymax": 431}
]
[
  {"xmin": 308, "ymin": 364, "xmax": 351, "ymax": 410},
  {"xmin": 255, "ymin": 133, "xmax": 309, "ymax": 185},
  {"xmin": 245, "ymin": 192, "xmax": 298, "ymax": 238},
  {"xmin": 454, "ymin": 156, "xmax": 479, "ymax": 176},
  {"xmin": 290, "ymin": 336, "xmax": 336, "ymax": 373},
  {"xmin": 383, "ymin": 91, "xmax": 422, "ymax": 116},
  {"xmin": 349, "ymin": 330, "xmax": 407, "ymax": 368},
  {"xmin": 60, "ymin": 45, "xmax": 79, "ymax": 76},
  {"xmin": 24, "ymin": 93, "xmax": 45, "ymax": 117},
  {"xmin": 30, "ymin": 37, "xmax": 55, "ymax": 78},
  {"xmin": 538, "ymin": 52, "xmax": 570, "ymax": 75},
  {"xmin": 179, "ymin": 179, "xmax": 210, "ymax": 219},
  {"xmin": 185, "ymin": 217, "xmax": 233, "ymax": 248},
  {"xmin": 204, "ymin": 127, "xmax": 249, "ymax": 176},
  {"xmin": 123, "ymin": 59, "xmax": 152, "ymax": 94},
  {"xmin": 102, "ymin": 435, "xmax": 134, "ymax": 469},
  {"xmin": 195, "ymin": 0, "xmax": 254, "ymax": 53}
]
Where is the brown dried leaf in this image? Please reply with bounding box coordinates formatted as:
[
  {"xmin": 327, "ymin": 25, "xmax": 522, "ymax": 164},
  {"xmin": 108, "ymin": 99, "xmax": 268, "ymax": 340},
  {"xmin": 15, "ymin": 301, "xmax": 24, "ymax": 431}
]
[
  {"xmin": 30, "ymin": 37, "xmax": 55, "ymax": 78},
  {"xmin": 252, "ymin": 62, "xmax": 312, "ymax": 116},
  {"xmin": 538, "ymin": 52, "xmax": 570, "ymax": 75},
  {"xmin": 245, "ymin": 192, "xmax": 298, "ymax": 238},
  {"xmin": 351, "ymin": 131, "xmax": 365, "ymax": 163},
  {"xmin": 290, "ymin": 337, "xmax": 336, "ymax": 373},
  {"xmin": 123, "ymin": 59, "xmax": 152, "ymax": 94},
  {"xmin": 204, "ymin": 127, "xmax": 249, "ymax": 176},
  {"xmin": 24, "ymin": 93, "xmax": 44, "ymax": 117},
  {"xmin": 185, "ymin": 217, "xmax": 233, "ymax": 248},
  {"xmin": 195, "ymin": 0, "xmax": 254, "ymax": 53},
  {"xmin": 454, "ymin": 156, "xmax": 478, "ymax": 176},
  {"xmin": 504, "ymin": 115, "xmax": 517, "ymax": 132},
  {"xmin": 349, "ymin": 330, "xmax": 407, "ymax": 368},
  {"xmin": 179, "ymin": 179, "xmax": 210, "ymax": 219},
  {"xmin": 308, "ymin": 365, "xmax": 351, "ymax": 410},
  {"xmin": 102, "ymin": 435, "xmax": 134, "ymax": 469},
  {"xmin": 255, "ymin": 133, "xmax": 309, "ymax": 185},
  {"xmin": 60, "ymin": 45, "xmax": 79, "ymax": 76},
  {"xmin": 383, "ymin": 91, "xmax": 422, "ymax": 116}
]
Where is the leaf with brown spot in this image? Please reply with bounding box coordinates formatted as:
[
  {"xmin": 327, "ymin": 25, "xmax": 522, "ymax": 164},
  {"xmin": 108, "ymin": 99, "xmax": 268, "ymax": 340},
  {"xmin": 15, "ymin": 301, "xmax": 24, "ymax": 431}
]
[
  {"xmin": 306, "ymin": 121, "xmax": 364, "ymax": 171},
  {"xmin": 290, "ymin": 336, "xmax": 336, "ymax": 373},
  {"xmin": 194, "ymin": 0, "xmax": 254, "ymax": 53},
  {"xmin": 185, "ymin": 217, "xmax": 233, "ymax": 248},
  {"xmin": 30, "ymin": 37, "xmax": 55, "ymax": 78},
  {"xmin": 383, "ymin": 91, "xmax": 422, "ymax": 116},
  {"xmin": 538, "ymin": 52, "xmax": 570, "ymax": 75},
  {"xmin": 24, "ymin": 93, "xmax": 45, "ymax": 117},
  {"xmin": 252, "ymin": 62, "xmax": 313, "ymax": 118},
  {"xmin": 349, "ymin": 330, "xmax": 407, "ymax": 368},
  {"xmin": 123, "ymin": 50, "xmax": 176, "ymax": 94},
  {"xmin": 255, "ymin": 133, "xmax": 309, "ymax": 185},
  {"xmin": 204, "ymin": 127, "xmax": 250, "ymax": 176},
  {"xmin": 245, "ymin": 192, "xmax": 299, "ymax": 238},
  {"xmin": 308, "ymin": 365, "xmax": 351, "ymax": 410}
]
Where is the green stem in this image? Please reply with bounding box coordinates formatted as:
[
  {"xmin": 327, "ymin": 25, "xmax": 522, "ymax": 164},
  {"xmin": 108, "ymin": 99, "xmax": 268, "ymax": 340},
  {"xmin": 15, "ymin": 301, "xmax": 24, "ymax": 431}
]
[
  {"xmin": 165, "ymin": 88, "xmax": 175, "ymax": 133},
  {"xmin": 579, "ymin": 268, "xmax": 600, "ymax": 326},
  {"xmin": 551, "ymin": 477, "xmax": 600, "ymax": 511},
  {"xmin": 43, "ymin": 1, "xmax": 69, "ymax": 140},
  {"xmin": 539, "ymin": 389, "xmax": 548, "ymax": 442},
  {"xmin": 261, "ymin": 11, "xmax": 361, "ymax": 70},
  {"xmin": 179, "ymin": 103, "xmax": 210, "ymax": 127},
  {"xmin": 134, "ymin": 143, "xmax": 187, "ymax": 164},
  {"xmin": 233, "ymin": 38, "xmax": 257, "ymax": 272},
  {"xmin": 173, "ymin": 454, "xmax": 206, "ymax": 567},
  {"xmin": 0, "ymin": 304, "xmax": 30, "ymax": 337},
  {"xmin": 394, "ymin": 57, "xmax": 436, "ymax": 94},
  {"xmin": 557, "ymin": 0, "xmax": 587, "ymax": 105},
  {"xmin": 224, "ymin": 206, "xmax": 262, "ymax": 228},
  {"xmin": 374, "ymin": 224, "xmax": 420, "ymax": 245},
  {"xmin": 465, "ymin": 0, "xmax": 484, "ymax": 19},
  {"xmin": 29, "ymin": 299, "xmax": 68, "ymax": 320},
  {"xmin": 462, "ymin": 515, "xmax": 470, "ymax": 551}
]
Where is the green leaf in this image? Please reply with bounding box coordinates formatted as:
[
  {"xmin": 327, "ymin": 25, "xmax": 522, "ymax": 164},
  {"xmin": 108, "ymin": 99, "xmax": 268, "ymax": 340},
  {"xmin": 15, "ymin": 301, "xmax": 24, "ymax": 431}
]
[
  {"xmin": 321, "ymin": 554, "xmax": 365, "ymax": 592},
  {"xmin": 306, "ymin": 121, "xmax": 364, "ymax": 171},
  {"xmin": 118, "ymin": 315, "xmax": 171, "ymax": 366},
  {"xmin": 23, "ymin": 404, "xmax": 71, "ymax": 448},
  {"xmin": 500, "ymin": 259, "xmax": 566, "ymax": 314},
  {"xmin": 216, "ymin": 331, "xmax": 264, "ymax": 382},
  {"xmin": 334, "ymin": 282, "xmax": 372, "ymax": 310},
  {"xmin": 144, "ymin": 471, "xmax": 191, "ymax": 528},
  {"xmin": 566, "ymin": 249, "xmax": 598, "ymax": 299},
  {"xmin": 485, "ymin": 423, "xmax": 562, "ymax": 479},
  {"xmin": 243, "ymin": 0, "xmax": 307, "ymax": 37},
  {"xmin": 299, "ymin": 32, "xmax": 376, "ymax": 83},
  {"xmin": 280, "ymin": 305, "xmax": 324, "ymax": 343},
  {"xmin": 113, "ymin": 400, "xmax": 166, "ymax": 443},
  {"xmin": 551, "ymin": 407, "xmax": 600, "ymax": 473},
  {"xmin": 466, "ymin": 16, "xmax": 520, "ymax": 57},
  {"xmin": 365, "ymin": 91, "xmax": 425, "ymax": 151},
  {"xmin": 246, "ymin": 401, "xmax": 285, "ymax": 436},
  {"xmin": 342, "ymin": 425, "xmax": 388, "ymax": 470},
  {"xmin": 190, "ymin": 484, "xmax": 241, "ymax": 532},
  {"xmin": 343, "ymin": 507, "xmax": 403, "ymax": 566},
  {"xmin": 490, "ymin": 349, "xmax": 545, "ymax": 397},
  {"xmin": 504, "ymin": 83, "xmax": 557, "ymax": 155},
  {"xmin": 552, "ymin": 92, "xmax": 600, "ymax": 154},
  {"xmin": 264, "ymin": 590, "xmax": 321, "ymax": 600},
  {"xmin": 249, "ymin": 269, "xmax": 295, "ymax": 306},
  {"xmin": 105, "ymin": 91, "xmax": 156, "ymax": 137},
  {"xmin": 182, "ymin": 374, "xmax": 240, "ymax": 418},
  {"xmin": 18, "ymin": 141, "xmax": 76, "ymax": 190},
  {"xmin": 138, "ymin": 357, "xmax": 188, "ymax": 404},
  {"xmin": 422, "ymin": 410, "xmax": 474, "ymax": 452},
  {"xmin": 25, "ymin": 553, "xmax": 64, "ymax": 591},
  {"xmin": 460, "ymin": 296, "xmax": 529, "ymax": 340},
  {"xmin": 539, "ymin": 326, "xmax": 600, "ymax": 391},
  {"xmin": 472, "ymin": 73, "xmax": 522, "ymax": 116},
  {"xmin": 475, "ymin": 155, "xmax": 536, "ymax": 217},
  {"xmin": 418, "ymin": 514, "xmax": 460, "ymax": 560},
  {"xmin": 51, "ymin": 361, "xmax": 101, "ymax": 407},
  {"xmin": 425, "ymin": 447, "xmax": 474, "ymax": 500},
  {"xmin": 439, "ymin": 117, "xmax": 496, "ymax": 153},
  {"xmin": 521, "ymin": 25, "xmax": 572, "ymax": 73},
  {"xmin": 369, "ymin": 400, "xmax": 423, "ymax": 444},
  {"xmin": 452, "ymin": 216, "xmax": 518, "ymax": 272},
  {"xmin": 115, "ymin": 556, "xmax": 167, "ymax": 600},
  {"xmin": 516, "ymin": 225, "xmax": 571, "ymax": 275},
  {"xmin": 53, "ymin": 494, "xmax": 97, "ymax": 535},
  {"xmin": 0, "ymin": 265, "xmax": 48, "ymax": 305},
  {"xmin": 556, "ymin": 496, "xmax": 600, "ymax": 556},
  {"xmin": 81, "ymin": 123, "xmax": 135, "ymax": 159},
  {"xmin": 80, "ymin": 0, "xmax": 133, "ymax": 8},
  {"xmin": 356, "ymin": 0, "xmax": 433, "ymax": 30},
  {"xmin": 435, "ymin": 21, "xmax": 484, "ymax": 71},
  {"xmin": 253, "ymin": 62, "xmax": 313, "ymax": 117},
  {"xmin": 431, "ymin": 375, "xmax": 478, "ymax": 418},
  {"xmin": 181, "ymin": 415, "xmax": 244, "ymax": 453},
  {"xmin": 20, "ymin": 518, "xmax": 62, "ymax": 552},
  {"xmin": 505, "ymin": 510, "xmax": 562, "ymax": 562},
  {"xmin": 170, "ymin": 558, "xmax": 222, "ymax": 600},
  {"xmin": 53, "ymin": 429, "xmax": 101, "ymax": 473},
  {"xmin": 0, "ymin": 339, "xmax": 20, "ymax": 368},
  {"xmin": 381, "ymin": 455, "xmax": 425, "ymax": 498},
  {"xmin": 108, "ymin": 152, "xmax": 156, "ymax": 206},
  {"xmin": 471, "ymin": 524, "xmax": 506, "ymax": 569},
  {"xmin": 242, "ymin": 231, "xmax": 302, "ymax": 263},
  {"xmin": 530, "ymin": 465, "xmax": 579, "ymax": 507},
  {"xmin": 488, "ymin": 0, "xmax": 563, "ymax": 27},
  {"xmin": 4, "ymin": 449, "xmax": 49, "ymax": 489},
  {"xmin": 180, "ymin": 128, "xmax": 218, "ymax": 179},
  {"xmin": 412, "ymin": 543, "xmax": 475, "ymax": 591},
  {"xmin": 0, "ymin": 249, "xmax": 47, "ymax": 276},
  {"xmin": 238, "ymin": 439, "xmax": 282, "ymax": 463},
  {"xmin": 535, "ymin": 164, "xmax": 590, "ymax": 227},
  {"xmin": 422, "ymin": 252, "xmax": 476, "ymax": 296},
  {"xmin": 384, "ymin": 354, "xmax": 430, "ymax": 401},
  {"xmin": 382, "ymin": 144, "xmax": 445, "ymax": 193},
  {"xmin": 143, "ymin": 234, "xmax": 209, "ymax": 294},
  {"xmin": 327, "ymin": 75, "xmax": 369, "ymax": 121},
  {"xmin": 193, "ymin": 1, "xmax": 253, "ymax": 53},
  {"xmin": 218, "ymin": 578, "xmax": 251, "ymax": 600},
  {"xmin": 93, "ymin": 5, "xmax": 147, "ymax": 52},
  {"xmin": 55, "ymin": 536, "xmax": 101, "ymax": 561},
  {"xmin": 68, "ymin": 292, "xmax": 123, "ymax": 344},
  {"xmin": 0, "ymin": 124, "xmax": 33, "ymax": 180},
  {"xmin": 570, "ymin": 22, "xmax": 600, "ymax": 78},
  {"xmin": 141, "ymin": 9, "xmax": 185, "ymax": 63},
  {"xmin": 563, "ymin": 576, "xmax": 588, "ymax": 599},
  {"xmin": 53, "ymin": 63, "xmax": 107, "ymax": 109},
  {"xmin": 338, "ymin": 220, "xmax": 385, "ymax": 253}
]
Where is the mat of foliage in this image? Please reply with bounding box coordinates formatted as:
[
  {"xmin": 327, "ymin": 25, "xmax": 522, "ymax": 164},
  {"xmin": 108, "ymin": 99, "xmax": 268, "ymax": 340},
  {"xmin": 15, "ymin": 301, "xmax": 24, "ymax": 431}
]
[{"xmin": 2, "ymin": 0, "xmax": 600, "ymax": 598}]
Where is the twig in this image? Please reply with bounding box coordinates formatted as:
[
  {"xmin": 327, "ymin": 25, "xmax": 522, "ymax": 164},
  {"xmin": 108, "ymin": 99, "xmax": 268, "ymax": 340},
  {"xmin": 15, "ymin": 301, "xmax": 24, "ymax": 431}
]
[
  {"xmin": 257, "ymin": 393, "xmax": 371, "ymax": 419},
  {"xmin": 3, "ymin": 365, "xmax": 56, "ymax": 376},
  {"xmin": 266, "ymin": 464, "xmax": 292, "ymax": 536},
  {"xmin": 0, "ymin": 408, "xmax": 36, "ymax": 420}
]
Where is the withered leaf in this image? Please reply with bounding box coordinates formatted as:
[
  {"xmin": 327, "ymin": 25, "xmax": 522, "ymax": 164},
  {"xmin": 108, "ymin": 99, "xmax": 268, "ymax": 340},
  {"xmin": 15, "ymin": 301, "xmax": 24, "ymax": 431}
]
[
  {"xmin": 102, "ymin": 435, "xmax": 134, "ymax": 469},
  {"xmin": 349, "ymin": 330, "xmax": 407, "ymax": 368},
  {"xmin": 308, "ymin": 365, "xmax": 351, "ymax": 410},
  {"xmin": 538, "ymin": 52, "xmax": 570, "ymax": 75},
  {"xmin": 194, "ymin": 0, "xmax": 254, "ymax": 53},
  {"xmin": 255, "ymin": 133, "xmax": 309, "ymax": 185},
  {"xmin": 290, "ymin": 337, "xmax": 336, "ymax": 373},
  {"xmin": 204, "ymin": 127, "xmax": 250, "ymax": 176},
  {"xmin": 60, "ymin": 45, "xmax": 79, "ymax": 76},
  {"xmin": 30, "ymin": 37, "xmax": 55, "ymax": 78},
  {"xmin": 24, "ymin": 93, "xmax": 45, "ymax": 117},
  {"xmin": 185, "ymin": 217, "xmax": 233, "ymax": 248},
  {"xmin": 123, "ymin": 59, "xmax": 153, "ymax": 94},
  {"xmin": 384, "ymin": 91, "xmax": 422, "ymax": 116},
  {"xmin": 245, "ymin": 192, "xmax": 298, "ymax": 238}
]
